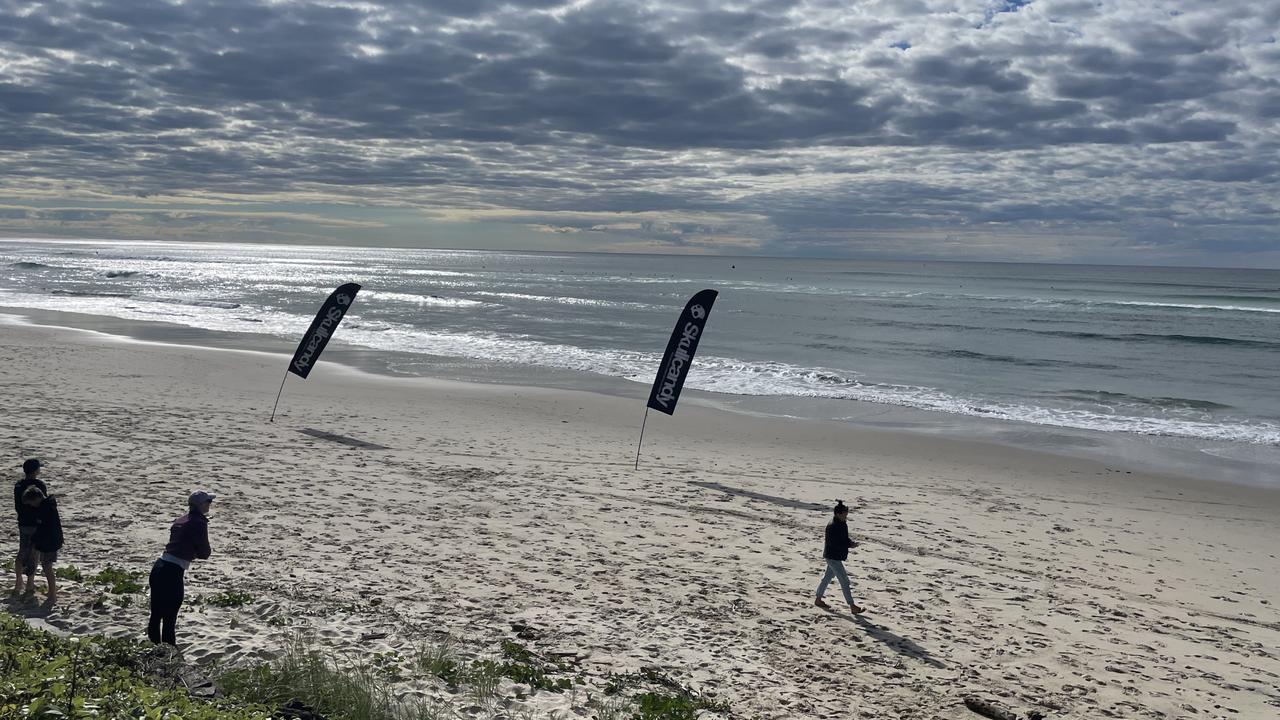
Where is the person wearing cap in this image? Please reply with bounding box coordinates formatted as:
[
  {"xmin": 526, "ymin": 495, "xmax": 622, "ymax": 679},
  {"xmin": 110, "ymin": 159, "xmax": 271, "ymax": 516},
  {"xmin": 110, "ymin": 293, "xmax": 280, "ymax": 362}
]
[
  {"xmin": 13, "ymin": 458, "xmax": 47, "ymax": 596},
  {"xmin": 814, "ymin": 500, "xmax": 864, "ymax": 614},
  {"xmin": 147, "ymin": 491, "xmax": 214, "ymax": 645},
  {"xmin": 21, "ymin": 484, "xmax": 63, "ymax": 606}
]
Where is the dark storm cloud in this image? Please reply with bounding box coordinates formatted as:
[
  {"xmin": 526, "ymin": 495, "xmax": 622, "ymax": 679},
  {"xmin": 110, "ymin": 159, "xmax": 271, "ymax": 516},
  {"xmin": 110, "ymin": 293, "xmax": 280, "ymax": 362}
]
[
  {"xmin": 910, "ymin": 54, "xmax": 1031, "ymax": 93},
  {"xmin": 0, "ymin": 0, "xmax": 1277, "ymax": 263}
]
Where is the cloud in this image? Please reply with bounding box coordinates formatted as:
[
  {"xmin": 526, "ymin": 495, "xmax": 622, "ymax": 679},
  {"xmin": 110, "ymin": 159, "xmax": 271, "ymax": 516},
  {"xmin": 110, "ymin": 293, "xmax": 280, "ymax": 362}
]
[{"xmin": 0, "ymin": 0, "xmax": 1277, "ymax": 264}]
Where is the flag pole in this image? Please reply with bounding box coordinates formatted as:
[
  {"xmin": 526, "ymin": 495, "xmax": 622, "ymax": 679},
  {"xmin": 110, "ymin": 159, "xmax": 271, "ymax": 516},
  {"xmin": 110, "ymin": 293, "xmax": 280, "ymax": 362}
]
[
  {"xmin": 634, "ymin": 407, "xmax": 651, "ymax": 470},
  {"xmin": 269, "ymin": 369, "xmax": 289, "ymax": 423}
]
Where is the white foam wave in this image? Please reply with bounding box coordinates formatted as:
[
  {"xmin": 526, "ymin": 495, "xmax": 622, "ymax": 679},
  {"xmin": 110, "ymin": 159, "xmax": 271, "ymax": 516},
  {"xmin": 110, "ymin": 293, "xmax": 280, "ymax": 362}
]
[
  {"xmin": 401, "ymin": 269, "xmax": 475, "ymax": 277},
  {"xmin": 1105, "ymin": 300, "xmax": 1280, "ymax": 314},
  {"xmin": 3, "ymin": 281, "xmax": 1277, "ymax": 446},
  {"xmin": 362, "ymin": 291, "xmax": 486, "ymax": 307},
  {"xmin": 330, "ymin": 323, "xmax": 1280, "ymax": 446},
  {"xmin": 151, "ymin": 297, "xmax": 242, "ymax": 310},
  {"xmin": 471, "ymin": 291, "xmax": 661, "ymax": 311},
  {"xmin": 0, "ymin": 288, "xmax": 293, "ymax": 334},
  {"xmin": 823, "ymin": 385, "xmax": 1280, "ymax": 445}
]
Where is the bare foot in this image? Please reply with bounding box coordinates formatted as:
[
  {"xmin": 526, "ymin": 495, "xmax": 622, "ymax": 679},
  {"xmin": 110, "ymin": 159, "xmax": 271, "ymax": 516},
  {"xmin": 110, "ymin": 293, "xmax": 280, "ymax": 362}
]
[
  {"xmin": 815, "ymin": 598, "xmax": 831, "ymax": 609},
  {"xmin": 849, "ymin": 603, "xmax": 865, "ymax": 614}
]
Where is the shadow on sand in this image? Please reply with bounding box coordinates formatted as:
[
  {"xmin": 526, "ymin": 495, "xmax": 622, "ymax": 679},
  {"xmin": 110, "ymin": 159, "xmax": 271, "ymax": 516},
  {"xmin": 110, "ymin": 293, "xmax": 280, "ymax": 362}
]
[
  {"xmin": 298, "ymin": 428, "xmax": 390, "ymax": 450},
  {"xmin": 690, "ymin": 481, "xmax": 827, "ymax": 512},
  {"xmin": 840, "ymin": 613, "xmax": 947, "ymax": 669},
  {"xmin": 3, "ymin": 593, "xmax": 55, "ymax": 620}
]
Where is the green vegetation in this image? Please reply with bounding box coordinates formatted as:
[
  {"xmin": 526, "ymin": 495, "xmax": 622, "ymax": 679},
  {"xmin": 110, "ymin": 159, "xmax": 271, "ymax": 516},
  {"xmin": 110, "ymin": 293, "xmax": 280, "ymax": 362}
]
[
  {"xmin": 219, "ymin": 638, "xmax": 450, "ymax": 720},
  {"xmin": 55, "ymin": 564, "xmax": 84, "ymax": 582},
  {"xmin": 86, "ymin": 566, "xmax": 145, "ymax": 594},
  {"xmin": 0, "ymin": 612, "xmax": 269, "ymax": 719},
  {"xmin": 632, "ymin": 692, "xmax": 714, "ymax": 720},
  {"xmin": 413, "ymin": 638, "xmax": 574, "ymax": 695},
  {"xmin": 369, "ymin": 649, "xmax": 407, "ymax": 683},
  {"xmin": 413, "ymin": 639, "xmax": 732, "ymax": 719},
  {"xmin": 193, "ymin": 589, "xmax": 255, "ymax": 608},
  {"xmin": 1, "ymin": 610, "xmax": 728, "ymax": 720},
  {"xmin": 588, "ymin": 695, "xmax": 635, "ymax": 720},
  {"xmin": 499, "ymin": 639, "xmax": 575, "ymax": 692},
  {"xmin": 604, "ymin": 668, "xmax": 730, "ymax": 719},
  {"xmin": 415, "ymin": 639, "xmax": 465, "ymax": 686}
]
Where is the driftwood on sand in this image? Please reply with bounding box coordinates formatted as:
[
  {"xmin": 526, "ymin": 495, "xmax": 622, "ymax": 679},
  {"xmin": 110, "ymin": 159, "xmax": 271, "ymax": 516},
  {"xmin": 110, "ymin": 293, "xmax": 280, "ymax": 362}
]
[{"xmin": 963, "ymin": 696, "xmax": 1019, "ymax": 720}]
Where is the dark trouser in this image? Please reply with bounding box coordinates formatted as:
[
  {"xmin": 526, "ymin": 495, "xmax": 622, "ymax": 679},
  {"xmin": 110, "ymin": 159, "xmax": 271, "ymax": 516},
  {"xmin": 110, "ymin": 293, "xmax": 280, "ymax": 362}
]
[{"xmin": 147, "ymin": 559, "xmax": 185, "ymax": 645}]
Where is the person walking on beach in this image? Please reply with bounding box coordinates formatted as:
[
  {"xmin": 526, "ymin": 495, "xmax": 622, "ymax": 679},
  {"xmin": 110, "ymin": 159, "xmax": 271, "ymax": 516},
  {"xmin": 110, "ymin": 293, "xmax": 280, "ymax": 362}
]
[
  {"xmin": 815, "ymin": 500, "xmax": 864, "ymax": 614},
  {"xmin": 21, "ymin": 485, "xmax": 63, "ymax": 607},
  {"xmin": 147, "ymin": 491, "xmax": 214, "ymax": 646},
  {"xmin": 13, "ymin": 458, "xmax": 47, "ymax": 596}
]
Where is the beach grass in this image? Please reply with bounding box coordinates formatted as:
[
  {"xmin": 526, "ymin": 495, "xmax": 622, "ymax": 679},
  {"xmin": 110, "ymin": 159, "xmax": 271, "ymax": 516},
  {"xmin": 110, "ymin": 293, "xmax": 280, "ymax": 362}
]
[
  {"xmin": 413, "ymin": 637, "xmax": 575, "ymax": 695},
  {"xmin": 220, "ymin": 634, "xmax": 466, "ymax": 720},
  {"xmin": 1, "ymin": 611, "xmax": 437, "ymax": 720},
  {"xmin": 0, "ymin": 609, "xmax": 727, "ymax": 720},
  {"xmin": 219, "ymin": 640, "xmax": 397, "ymax": 719},
  {"xmin": 415, "ymin": 638, "xmax": 465, "ymax": 686},
  {"xmin": 0, "ymin": 611, "xmax": 269, "ymax": 719}
]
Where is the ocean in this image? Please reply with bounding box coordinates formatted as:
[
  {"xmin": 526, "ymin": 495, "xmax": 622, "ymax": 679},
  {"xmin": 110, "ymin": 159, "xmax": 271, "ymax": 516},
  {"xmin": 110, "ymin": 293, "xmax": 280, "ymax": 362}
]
[{"xmin": 3, "ymin": 238, "xmax": 1278, "ymax": 481}]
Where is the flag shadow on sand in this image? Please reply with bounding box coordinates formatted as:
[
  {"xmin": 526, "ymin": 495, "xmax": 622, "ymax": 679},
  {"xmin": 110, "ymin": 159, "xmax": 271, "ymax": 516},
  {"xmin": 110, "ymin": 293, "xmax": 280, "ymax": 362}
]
[
  {"xmin": 689, "ymin": 481, "xmax": 828, "ymax": 511},
  {"xmin": 298, "ymin": 428, "xmax": 390, "ymax": 450}
]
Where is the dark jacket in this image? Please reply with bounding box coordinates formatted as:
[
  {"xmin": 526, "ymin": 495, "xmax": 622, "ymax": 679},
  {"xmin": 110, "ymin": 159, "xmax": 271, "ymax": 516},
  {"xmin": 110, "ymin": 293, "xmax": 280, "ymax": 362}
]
[
  {"xmin": 31, "ymin": 496, "xmax": 63, "ymax": 553},
  {"xmin": 823, "ymin": 519, "xmax": 855, "ymax": 561},
  {"xmin": 163, "ymin": 512, "xmax": 211, "ymax": 562},
  {"xmin": 14, "ymin": 477, "xmax": 48, "ymax": 527}
]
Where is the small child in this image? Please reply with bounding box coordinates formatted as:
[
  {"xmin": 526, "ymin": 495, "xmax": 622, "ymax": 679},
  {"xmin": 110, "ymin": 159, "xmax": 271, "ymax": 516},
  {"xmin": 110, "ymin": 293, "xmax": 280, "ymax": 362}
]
[{"xmin": 22, "ymin": 485, "xmax": 63, "ymax": 606}]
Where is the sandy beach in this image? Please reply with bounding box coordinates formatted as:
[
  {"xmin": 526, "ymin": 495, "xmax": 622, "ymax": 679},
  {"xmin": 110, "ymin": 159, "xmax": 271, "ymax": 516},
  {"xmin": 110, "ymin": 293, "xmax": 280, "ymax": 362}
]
[{"xmin": 2, "ymin": 311, "xmax": 1278, "ymax": 719}]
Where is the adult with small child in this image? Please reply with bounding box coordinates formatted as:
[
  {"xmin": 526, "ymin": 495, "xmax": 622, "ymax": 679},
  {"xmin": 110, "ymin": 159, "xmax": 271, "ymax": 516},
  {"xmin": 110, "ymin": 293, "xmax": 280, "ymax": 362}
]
[
  {"xmin": 13, "ymin": 458, "xmax": 48, "ymax": 597},
  {"xmin": 21, "ymin": 484, "xmax": 63, "ymax": 607}
]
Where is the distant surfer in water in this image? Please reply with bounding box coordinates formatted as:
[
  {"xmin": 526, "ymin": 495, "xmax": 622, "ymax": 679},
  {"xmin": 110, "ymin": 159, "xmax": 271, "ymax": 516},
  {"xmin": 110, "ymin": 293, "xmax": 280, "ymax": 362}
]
[{"xmin": 815, "ymin": 500, "xmax": 864, "ymax": 614}]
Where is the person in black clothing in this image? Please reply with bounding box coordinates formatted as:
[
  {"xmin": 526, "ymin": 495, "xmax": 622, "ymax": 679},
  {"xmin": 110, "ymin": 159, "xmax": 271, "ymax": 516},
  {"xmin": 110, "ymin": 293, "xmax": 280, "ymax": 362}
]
[
  {"xmin": 13, "ymin": 458, "xmax": 47, "ymax": 596},
  {"xmin": 814, "ymin": 500, "xmax": 864, "ymax": 614},
  {"xmin": 148, "ymin": 491, "xmax": 214, "ymax": 646},
  {"xmin": 21, "ymin": 485, "xmax": 63, "ymax": 606}
]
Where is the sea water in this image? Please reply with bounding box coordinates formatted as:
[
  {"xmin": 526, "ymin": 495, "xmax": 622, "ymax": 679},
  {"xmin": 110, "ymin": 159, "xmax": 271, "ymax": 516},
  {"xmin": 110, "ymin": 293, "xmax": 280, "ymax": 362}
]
[{"xmin": 2, "ymin": 239, "xmax": 1277, "ymax": 478}]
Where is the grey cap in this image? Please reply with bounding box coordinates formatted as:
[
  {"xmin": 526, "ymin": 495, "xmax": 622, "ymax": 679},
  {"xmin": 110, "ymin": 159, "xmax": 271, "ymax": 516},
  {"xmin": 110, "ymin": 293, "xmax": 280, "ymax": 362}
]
[{"xmin": 188, "ymin": 490, "xmax": 216, "ymax": 506}]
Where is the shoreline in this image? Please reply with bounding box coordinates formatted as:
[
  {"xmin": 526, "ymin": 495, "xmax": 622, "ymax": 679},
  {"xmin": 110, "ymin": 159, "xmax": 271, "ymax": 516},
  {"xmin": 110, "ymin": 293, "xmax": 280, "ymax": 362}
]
[
  {"xmin": 4, "ymin": 303, "xmax": 1278, "ymax": 490},
  {"xmin": 3, "ymin": 312, "xmax": 1279, "ymax": 719}
]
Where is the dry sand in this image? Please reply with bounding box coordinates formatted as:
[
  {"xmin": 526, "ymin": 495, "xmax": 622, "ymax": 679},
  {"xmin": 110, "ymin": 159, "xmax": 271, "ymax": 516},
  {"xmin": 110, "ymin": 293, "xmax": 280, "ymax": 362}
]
[{"xmin": 2, "ymin": 312, "xmax": 1278, "ymax": 719}]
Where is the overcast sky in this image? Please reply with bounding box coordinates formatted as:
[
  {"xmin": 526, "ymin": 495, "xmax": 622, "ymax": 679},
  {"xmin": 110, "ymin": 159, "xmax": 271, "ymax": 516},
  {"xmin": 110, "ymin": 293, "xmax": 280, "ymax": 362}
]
[{"xmin": 1, "ymin": 0, "xmax": 1278, "ymax": 266}]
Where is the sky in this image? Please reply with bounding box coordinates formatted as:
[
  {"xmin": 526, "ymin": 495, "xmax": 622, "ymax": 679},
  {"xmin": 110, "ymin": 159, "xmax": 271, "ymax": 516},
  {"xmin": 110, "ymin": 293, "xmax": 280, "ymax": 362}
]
[{"xmin": 1, "ymin": 0, "xmax": 1278, "ymax": 267}]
